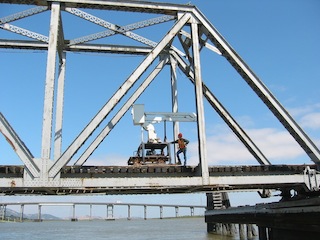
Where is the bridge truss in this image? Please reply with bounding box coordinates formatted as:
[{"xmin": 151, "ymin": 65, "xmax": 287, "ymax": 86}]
[{"xmin": 0, "ymin": 0, "xmax": 319, "ymax": 196}]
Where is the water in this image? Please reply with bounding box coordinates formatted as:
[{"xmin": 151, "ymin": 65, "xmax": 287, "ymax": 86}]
[{"xmin": 0, "ymin": 218, "xmax": 251, "ymax": 240}]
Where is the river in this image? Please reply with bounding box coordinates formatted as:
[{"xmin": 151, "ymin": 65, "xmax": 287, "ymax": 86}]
[{"xmin": 0, "ymin": 217, "xmax": 258, "ymax": 240}]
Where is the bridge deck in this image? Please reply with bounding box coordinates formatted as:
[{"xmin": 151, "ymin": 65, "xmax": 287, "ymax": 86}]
[
  {"xmin": 0, "ymin": 164, "xmax": 310, "ymax": 176},
  {"xmin": 0, "ymin": 164, "xmax": 317, "ymax": 195}
]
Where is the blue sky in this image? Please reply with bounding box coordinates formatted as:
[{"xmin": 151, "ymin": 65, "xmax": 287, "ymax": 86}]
[{"xmin": 0, "ymin": 0, "xmax": 319, "ymax": 214}]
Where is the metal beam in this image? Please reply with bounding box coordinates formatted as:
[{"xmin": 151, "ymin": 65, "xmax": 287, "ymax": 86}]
[
  {"xmin": 54, "ymin": 52, "xmax": 66, "ymax": 161},
  {"xmin": 0, "ymin": 173, "xmax": 318, "ymax": 193},
  {"xmin": 0, "ymin": 39, "xmax": 152, "ymax": 54},
  {"xmin": 0, "ymin": 23, "xmax": 49, "ymax": 42},
  {"xmin": 0, "ymin": 113, "xmax": 39, "ymax": 178},
  {"xmin": 0, "ymin": 6, "xmax": 48, "ymax": 24},
  {"xmin": 170, "ymin": 56, "xmax": 180, "ymax": 163},
  {"xmin": 41, "ymin": 2, "xmax": 61, "ymax": 160},
  {"xmin": 191, "ymin": 20, "xmax": 209, "ymax": 184},
  {"xmin": 0, "ymin": 0, "xmax": 194, "ymax": 15}
]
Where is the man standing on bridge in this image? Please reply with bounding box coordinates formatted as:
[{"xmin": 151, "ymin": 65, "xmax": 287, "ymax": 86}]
[{"xmin": 171, "ymin": 133, "xmax": 189, "ymax": 166}]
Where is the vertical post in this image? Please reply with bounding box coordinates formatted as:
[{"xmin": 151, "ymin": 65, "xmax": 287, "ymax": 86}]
[
  {"xmin": 190, "ymin": 207, "xmax": 194, "ymax": 216},
  {"xmin": 170, "ymin": 56, "xmax": 179, "ymax": 164},
  {"xmin": 206, "ymin": 193, "xmax": 217, "ymax": 233},
  {"xmin": 20, "ymin": 204, "xmax": 24, "ymax": 222},
  {"xmin": 175, "ymin": 206, "xmax": 179, "ymax": 218},
  {"xmin": 127, "ymin": 205, "xmax": 131, "ymax": 220},
  {"xmin": 38, "ymin": 205, "xmax": 42, "ymax": 222},
  {"xmin": 160, "ymin": 206, "xmax": 163, "ymax": 219},
  {"xmin": 106, "ymin": 204, "xmax": 114, "ymax": 220},
  {"xmin": 191, "ymin": 19, "xmax": 209, "ymax": 184},
  {"xmin": 1, "ymin": 205, "xmax": 6, "ymax": 221},
  {"xmin": 239, "ymin": 224, "xmax": 246, "ymax": 239},
  {"xmin": 41, "ymin": 2, "xmax": 61, "ymax": 160},
  {"xmin": 144, "ymin": 205, "xmax": 147, "ymax": 220},
  {"xmin": 258, "ymin": 226, "xmax": 268, "ymax": 240},
  {"xmin": 71, "ymin": 204, "xmax": 77, "ymax": 221},
  {"xmin": 247, "ymin": 224, "xmax": 253, "ymax": 239},
  {"xmin": 89, "ymin": 204, "xmax": 92, "ymax": 221},
  {"xmin": 54, "ymin": 52, "xmax": 66, "ymax": 160}
]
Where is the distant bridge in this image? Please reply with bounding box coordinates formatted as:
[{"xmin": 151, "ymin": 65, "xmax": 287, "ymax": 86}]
[{"xmin": 0, "ymin": 201, "xmax": 205, "ymax": 221}]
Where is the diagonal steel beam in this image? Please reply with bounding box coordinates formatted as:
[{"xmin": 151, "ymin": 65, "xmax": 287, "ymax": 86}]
[
  {"xmin": 0, "ymin": 6, "xmax": 48, "ymax": 24},
  {"xmin": 48, "ymin": 13, "xmax": 191, "ymax": 177},
  {"xmin": 0, "ymin": 23, "xmax": 49, "ymax": 42},
  {"xmin": 0, "ymin": 113, "xmax": 40, "ymax": 178}
]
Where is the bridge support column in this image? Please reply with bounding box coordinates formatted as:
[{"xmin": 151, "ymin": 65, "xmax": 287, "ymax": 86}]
[
  {"xmin": 106, "ymin": 204, "xmax": 114, "ymax": 220},
  {"xmin": 20, "ymin": 204, "xmax": 24, "ymax": 222},
  {"xmin": 190, "ymin": 207, "xmax": 194, "ymax": 216},
  {"xmin": 0, "ymin": 205, "xmax": 6, "ymax": 221},
  {"xmin": 89, "ymin": 204, "xmax": 92, "ymax": 221},
  {"xmin": 71, "ymin": 204, "xmax": 78, "ymax": 221},
  {"xmin": 37, "ymin": 205, "xmax": 42, "ymax": 222},
  {"xmin": 258, "ymin": 226, "xmax": 268, "ymax": 240},
  {"xmin": 160, "ymin": 206, "xmax": 163, "ymax": 219},
  {"xmin": 206, "ymin": 192, "xmax": 235, "ymax": 236},
  {"xmin": 127, "ymin": 205, "xmax": 131, "ymax": 220},
  {"xmin": 144, "ymin": 205, "xmax": 147, "ymax": 220}
]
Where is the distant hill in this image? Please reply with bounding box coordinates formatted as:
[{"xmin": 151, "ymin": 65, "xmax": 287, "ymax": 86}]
[{"xmin": 3, "ymin": 208, "xmax": 61, "ymax": 220}]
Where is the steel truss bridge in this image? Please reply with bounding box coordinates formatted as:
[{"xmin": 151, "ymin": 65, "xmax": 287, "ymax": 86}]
[{"xmin": 0, "ymin": 1, "xmax": 320, "ymax": 199}]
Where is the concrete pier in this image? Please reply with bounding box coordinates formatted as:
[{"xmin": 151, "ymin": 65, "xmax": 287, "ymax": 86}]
[{"xmin": 205, "ymin": 195, "xmax": 320, "ymax": 239}]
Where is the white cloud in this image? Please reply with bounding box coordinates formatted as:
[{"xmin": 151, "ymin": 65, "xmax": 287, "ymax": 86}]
[
  {"xmin": 288, "ymin": 103, "xmax": 320, "ymax": 129},
  {"xmin": 188, "ymin": 126, "xmax": 307, "ymax": 165},
  {"xmin": 300, "ymin": 112, "xmax": 320, "ymax": 129}
]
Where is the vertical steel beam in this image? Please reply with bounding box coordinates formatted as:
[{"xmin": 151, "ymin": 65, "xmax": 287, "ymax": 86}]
[
  {"xmin": 144, "ymin": 205, "xmax": 147, "ymax": 220},
  {"xmin": 175, "ymin": 206, "xmax": 179, "ymax": 217},
  {"xmin": 72, "ymin": 204, "xmax": 76, "ymax": 220},
  {"xmin": 38, "ymin": 205, "xmax": 42, "ymax": 222},
  {"xmin": 20, "ymin": 204, "xmax": 24, "ymax": 222},
  {"xmin": 160, "ymin": 206, "xmax": 163, "ymax": 219},
  {"xmin": 41, "ymin": 2, "xmax": 61, "ymax": 160},
  {"xmin": 170, "ymin": 56, "xmax": 180, "ymax": 164},
  {"xmin": 127, "ymin": 205, "xmax": 131, "ymax": 220},
  {"xmin": 54, "ymin": 52, "xmax": 66, "ymax": 160},
  {"xmin": 191, "ymin": 20, "xmax": 209, "ymax": 183},
  {"xmin": 89, "ymin": 204, "xmax": 92, "ymax": 220}
]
